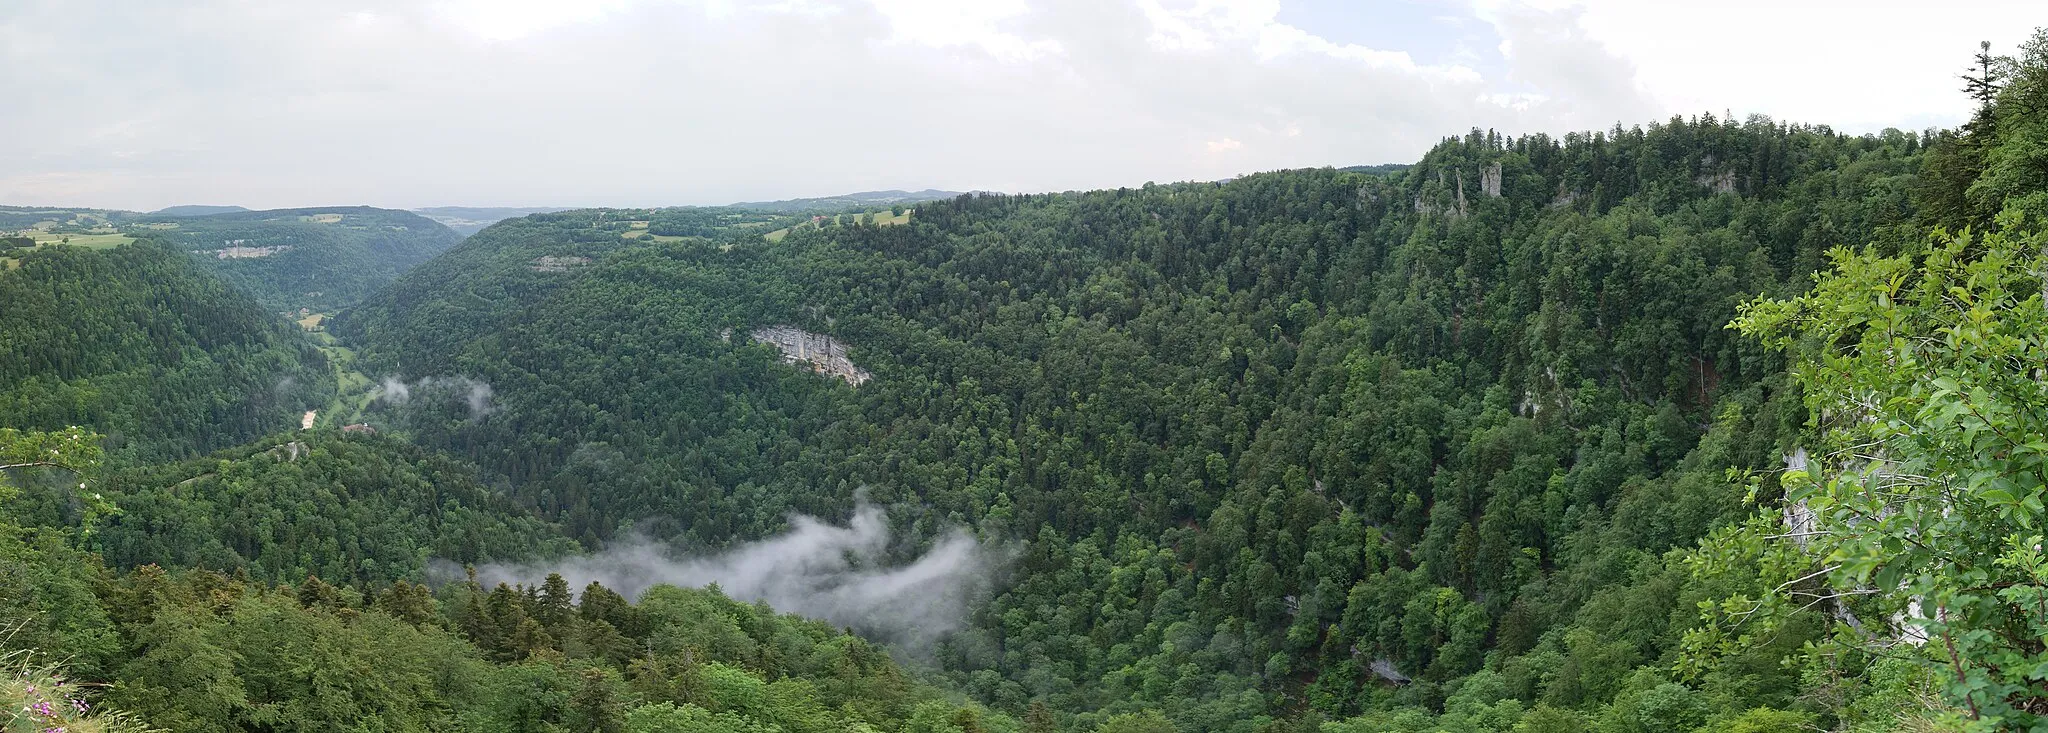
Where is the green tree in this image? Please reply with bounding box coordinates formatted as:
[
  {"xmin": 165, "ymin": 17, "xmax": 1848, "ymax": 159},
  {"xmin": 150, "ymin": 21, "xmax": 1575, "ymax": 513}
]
[
  {"xmin": 1094, "ymin": 710, "xmax": 1177, "ymax": 733},
  {"xmin": 1728, "ymin": 225, "xmax": 2048, "ymax": 725}
]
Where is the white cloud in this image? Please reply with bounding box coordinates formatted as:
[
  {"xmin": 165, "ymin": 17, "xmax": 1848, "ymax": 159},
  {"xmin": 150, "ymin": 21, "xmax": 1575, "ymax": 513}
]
[
  {"xmin": 0, "ymin": 0, "xmax": 2016, "ymax": 210},
  {"xmin": 1206, "ymin": 137, "xmax": 1246, "ymax": 153},
  {"xmin": 1495, "ymin": 0, "xmax": 2043, "ymax": 131}
]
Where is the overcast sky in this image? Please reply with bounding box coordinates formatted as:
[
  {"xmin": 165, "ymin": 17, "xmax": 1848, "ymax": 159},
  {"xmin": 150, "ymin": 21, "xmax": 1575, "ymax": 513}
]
[{"xmin": 1, "ymin": 0, "xmax": 2038, "ymax": 211}]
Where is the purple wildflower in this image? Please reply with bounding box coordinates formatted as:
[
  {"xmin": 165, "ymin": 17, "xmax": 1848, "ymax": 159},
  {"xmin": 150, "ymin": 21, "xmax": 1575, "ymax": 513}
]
[
  {"xmin": 71, "ymin": 698, "xmax": 88, "ymax": 714},
  {"xmin": 31, "ymin": 699, "xmax": 56, "ymax": 717}
]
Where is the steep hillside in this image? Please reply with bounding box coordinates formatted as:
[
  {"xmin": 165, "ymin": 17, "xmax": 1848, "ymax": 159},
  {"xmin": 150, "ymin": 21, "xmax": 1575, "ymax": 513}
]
[
  {"xmin": 82, "ymin": 431, "xmax": 580, "ymax": 586},
  {"xmin": 0, "ymin": 428, "xmax": 995, "ymax": 731},
  {"xmin": 337, "ymin": 116, "xmax": 1935, "ymax": 728},
  {"xmin": 2, "ymin": 205, "xmax": 463, "ymax": 312},
  {"xmin": 138, "ymin": 206, "xmax": 464, "ymax": 312},
  {"xmin": 0, "ymin": 243, "xmax": 332, "ymax": 462}
]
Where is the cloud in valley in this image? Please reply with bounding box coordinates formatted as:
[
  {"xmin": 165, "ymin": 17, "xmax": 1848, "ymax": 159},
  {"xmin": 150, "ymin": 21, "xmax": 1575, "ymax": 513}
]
[{"xmin": 458, "ymin": 502, "xmax": 1003, "ymax": 649}]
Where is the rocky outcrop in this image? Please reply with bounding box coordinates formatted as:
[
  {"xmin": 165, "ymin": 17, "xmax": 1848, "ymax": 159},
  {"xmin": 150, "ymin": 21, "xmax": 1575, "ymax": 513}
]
[
  {"xmin": 215, "ymin": 245, "xmax": 290, "ymax": 259},
  {"xmin": 1697, "ymin": 170, "xmax": 1737, "ymax": 194},
  {"xmin": 1550, "ymin": 182, "xmax": 1582, "ymax": 210},
  {"xmin": 1481, "ymin": 163, "xmax": 1503, "ymax": 198},
  {"xmin": 751, "ymin": 325, "xmax": 872, "ymax": 386},
  {"xmin": 1454, "ymin": 169, "xmax": 1469, "ymax": 218},
  {"xmin": 530, "ymin": 255, "xmax": 591, "ymax": 273}
]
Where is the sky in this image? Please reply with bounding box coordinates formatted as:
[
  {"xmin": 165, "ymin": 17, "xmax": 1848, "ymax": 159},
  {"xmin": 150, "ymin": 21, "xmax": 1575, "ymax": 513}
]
[{"xmin": 0, "ymin": 0, "xmax": 2039, "ymax": 211}]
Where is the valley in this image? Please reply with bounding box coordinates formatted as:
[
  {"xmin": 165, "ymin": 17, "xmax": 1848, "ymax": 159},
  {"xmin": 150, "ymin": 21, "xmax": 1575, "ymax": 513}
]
[{"xmin": 3, "ymin": 22, "xmax": 2046, "ymax": 733}]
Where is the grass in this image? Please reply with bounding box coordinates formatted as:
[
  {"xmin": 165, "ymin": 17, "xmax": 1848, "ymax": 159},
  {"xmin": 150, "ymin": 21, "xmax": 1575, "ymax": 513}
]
[
  {"xmin": 29, "ymin": 232, "xmax": 133, "ymax": 249},
  {"xmin": 296, "ymin": 312, "xmax": 328, "ymax": 330},
  {"xmin": 311, "ymin": 341, "xmax": 381, "ymax": 425},
  {"xmin": 140, "ymin": 222, "xmax": 180, "ymax": 230},
  {"xmin": 868, "ymin": 210, "xmax": 912, "ymax": 226},
  {"xmin": 302, "ymin": 213, "xmax": 344, "ymax": 224},
  {"xmin": 3, "ymin": 647, "xmax": 158, "ymax": 733},
  {"xmin": 762, "ymin": 210, "xmax": 909, "ymax": 243}
]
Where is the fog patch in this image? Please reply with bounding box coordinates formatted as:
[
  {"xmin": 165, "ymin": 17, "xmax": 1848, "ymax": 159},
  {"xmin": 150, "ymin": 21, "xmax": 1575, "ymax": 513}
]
[
  {"xmin": 374, "ymin": 375, "xmax": 495, "ymax": 420},
  {"xmin": 456, "ymin": 502, "xmax": 1004, "ymax": 650},
  {"xmin": 377, "ymin": 376, "xmax": 413, "ymax": 404}
]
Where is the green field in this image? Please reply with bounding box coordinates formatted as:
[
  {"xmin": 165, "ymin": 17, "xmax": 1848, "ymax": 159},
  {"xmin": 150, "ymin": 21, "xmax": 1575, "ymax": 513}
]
[
  {"xmin": 763, "ymin": 209, "xmax": 909, "ymax": 242},
  {"xmin": 28, "ymin": 231, "xmax": 134, "ymax": 248}
]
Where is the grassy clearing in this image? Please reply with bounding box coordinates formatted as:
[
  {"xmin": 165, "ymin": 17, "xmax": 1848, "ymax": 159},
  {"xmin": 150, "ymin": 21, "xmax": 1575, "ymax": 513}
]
[
  {"xmin": 302, "ymin": 213, "xmax": 344, "ymax": 224},
  {"xmin": 312, "ymin": 341, "xmax": 381, "ymax": 425},
  {"xmin": 29, "ymin": 232, "xmax": 133, "ymax": 249},
  {"xmin": 762, "ymin": 210, "xmax": 908, "ymax": 243},
  {"xmin": 141, "ymin": 222, "xmax": 181, "ymax": 230},
  {"xmin": 297, "ymin": 312, "xmax": 327, "ymax": 330}
]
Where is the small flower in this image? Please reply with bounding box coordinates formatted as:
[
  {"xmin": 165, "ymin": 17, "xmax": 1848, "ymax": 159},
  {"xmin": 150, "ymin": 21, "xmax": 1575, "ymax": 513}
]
[
  {"xmin": 31, "ymin": 699, "xmax": 56, "ymax": 717},
  {"xmin": 70, "ymin": 698, "xmax": 88, "ymax": 714}
]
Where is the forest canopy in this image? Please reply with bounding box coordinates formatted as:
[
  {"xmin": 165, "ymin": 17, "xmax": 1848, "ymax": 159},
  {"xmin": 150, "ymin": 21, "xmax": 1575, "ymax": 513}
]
[{"xmin": 4, "ymin": 29, "xmax": 2047, "ymax": 733}]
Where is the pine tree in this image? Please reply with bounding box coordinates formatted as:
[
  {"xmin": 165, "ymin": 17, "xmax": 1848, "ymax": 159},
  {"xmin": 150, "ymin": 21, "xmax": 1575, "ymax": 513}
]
[
  {"xmin": 1963, "ymin": 40, "xmax": 2006, "ymax": 108},
  {"xmin": 568, "ymin": 667, "xmax": 626, "ymax": 733},
  {"xmin": 376, "ymin": 580, "xmax": 439, "ymax": 627},
  {"xmin": 537, "ymin": 572, "xmax": 573, "ymax": 629},
  {"xmin": 296, "ymin": 574, "xmax": 341, "ymax": 610}
]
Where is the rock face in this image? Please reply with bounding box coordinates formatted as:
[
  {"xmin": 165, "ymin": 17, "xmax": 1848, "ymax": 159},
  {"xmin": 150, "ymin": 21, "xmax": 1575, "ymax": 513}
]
[
  {"xmin": 1481, "ymin": 163, "xmax": 1503, "ymax": 198},
  {"xmin": 1697, "ymin": 170, "xmax": 1738, "ymax": 194},
  {"xmin": 530, "ymin": 255, "xmax": 591, "ymax": 273},
  {"xmin": 1550, "ymin": 182, "xmax": 1582, "ymax": 210},
  {"xmin": 215, "ymin": 245, "xmax": 290, "ymax": 259},
  {"xmin": 750, "ymin": 325, "xmax": 872, "ymax": 386}
]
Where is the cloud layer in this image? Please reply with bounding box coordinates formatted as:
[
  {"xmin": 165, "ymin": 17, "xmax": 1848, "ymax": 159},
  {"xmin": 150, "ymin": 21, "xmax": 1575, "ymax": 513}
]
[
  {"xmin": 462, "ymin": 502, "xmax": 1002, "ymax": 648},
  {"xmin": 0, "ymin": 0, "xmax": 2033, "ymax": 210}
]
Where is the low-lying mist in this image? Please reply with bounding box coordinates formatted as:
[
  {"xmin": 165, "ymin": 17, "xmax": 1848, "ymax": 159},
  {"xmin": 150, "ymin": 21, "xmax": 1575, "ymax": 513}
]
[
  {"xmin": 375, "ymin": 375, "xmax": 496, "ymax": 420},
  {"xmin": 452, "ymin": 503, "xmax": 1003, "ymax": 649}
]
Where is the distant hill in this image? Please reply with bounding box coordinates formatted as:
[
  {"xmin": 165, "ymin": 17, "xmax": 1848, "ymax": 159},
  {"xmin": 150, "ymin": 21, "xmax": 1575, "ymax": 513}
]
[
  {"xmin": 729, "ymin": 188, "xmax": 964, "ymax": 213},
  {"xmin": 412, "ymin": 206, "xmax": 572, "ymax": 236},
  {"xmin": 1337, "ymin": 163, "xmax": 1413, "ymax": 175},
  {"xmin": 152, "ymin": 204, "xmax": 250, "ymax": 216},
  {"xmin": 4, "ymin": 204, "xmax": 459, "ymax": 312},
  {"xmin": 133, "ymin": 206, "xmax": 463, "ymax": 312}
]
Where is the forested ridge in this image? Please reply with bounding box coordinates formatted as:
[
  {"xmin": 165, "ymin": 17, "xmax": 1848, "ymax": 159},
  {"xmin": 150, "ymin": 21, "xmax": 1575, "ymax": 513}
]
[
  {"xmin": 1, "ymin": 205, "xmax": 464, "ymax": 313},
  {"xmin": 5, "ymin": 32, "xmax": 2048, "ymax": 733},
  {"xmin": 135, "ymin": 206, "xmax": 466, "ymax": 312},
  {"xmin": 332, "ymin": 113, "xmax": 1930, "ymax": 730},
  {"xmin": 0, "ymin": 242, "xmax": 331, "ymax": 462}
]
